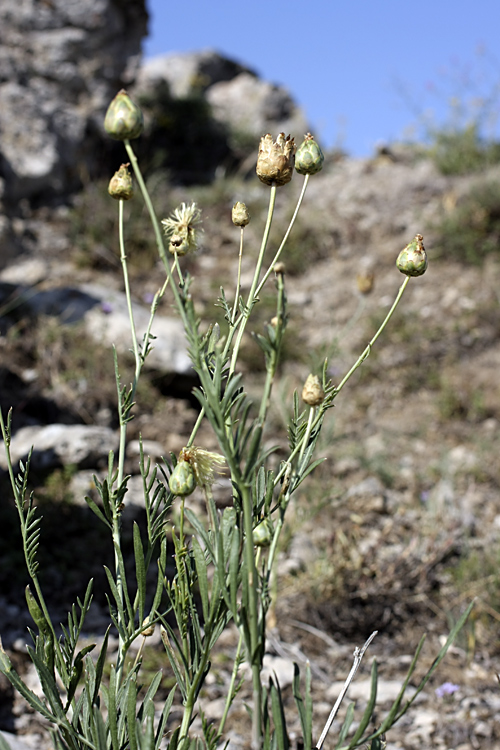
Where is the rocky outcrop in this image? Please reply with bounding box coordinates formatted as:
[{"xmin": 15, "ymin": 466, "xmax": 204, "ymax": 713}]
[
  {"xmin": 134, "ymin": 49, "xmax": 309, "ymax": 175},
  {"xmin": 0, "ymin": 0, "xmax": 148, "ymax": 204}
]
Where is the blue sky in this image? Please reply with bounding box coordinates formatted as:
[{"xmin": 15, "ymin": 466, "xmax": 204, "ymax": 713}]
[{"xmin": 143, "ymin": 1, "xmax": 500, "ymax": 156}]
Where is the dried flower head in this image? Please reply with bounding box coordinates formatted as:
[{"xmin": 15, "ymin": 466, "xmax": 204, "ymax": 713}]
[
  {"xmin": 302, "ymin": 374, "xmax": 325, "ymax": 406},
  {"xmin": 178, "ymin": 446, "xmax": 226, "ymax": 489},
  {"xmin": 141, "ymin": 616, "xmax": 155, "ymax": 637},
  {"xmin": 161, "ymin": 202, "xmax": 203, "ymax": 256},
  {"xmin": 256, "ymin": 133, "xmax": 295, "ymax": 186},
  {"xmin": 232, "ymin": 201, "xmax": 250, "ymax": 227},
  {"xmin": 108, "ymin": 163, "xmax": 134, "ymax": 200}
]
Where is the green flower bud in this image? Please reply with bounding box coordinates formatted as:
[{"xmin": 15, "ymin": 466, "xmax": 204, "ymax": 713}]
[
  {"xmin": 104, "ymin": 89, "xmax": 144, "ymax": 141},
  {"xmin": 252, "ymin": 518, "xmax": 273, "ymax": 547},
  {"xmin": 169, "ymin": 460, "xmax": 196, "ymax": 496},
  {"xmin": 256, "ymin": 133, "xmax": 295, "ymax": 186},
  {"xmin": 232, "ymin": 202, "xmax": 250, "ymax": 227},
  {"xmin": 396, "ymin": 233, "xmax": 428, "ymax": 277},
  {"xmin": 108, "ymin": 163, "xmax": 134, "ymax": 200},
  {"xmin": 295, "ymin": 133, "xmax": 324, "ymax": 175}
]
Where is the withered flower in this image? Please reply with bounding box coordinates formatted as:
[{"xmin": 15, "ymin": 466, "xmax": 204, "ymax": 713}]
[{"xmin": 256, "ymin": 133, "xmax": 295, "ymax": 186}]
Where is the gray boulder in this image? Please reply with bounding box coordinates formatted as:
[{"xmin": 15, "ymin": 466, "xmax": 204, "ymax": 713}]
[
  {"xmin": 135, "ymin": 49, "xmax": 308, "ymax": 144},
  {"xmin": 0, "ymin": 0, "xmax": 148, "ymax": 201},
  {"xmin": 0, "ymin": 423, "xmax": 117, "ymax": 471}
]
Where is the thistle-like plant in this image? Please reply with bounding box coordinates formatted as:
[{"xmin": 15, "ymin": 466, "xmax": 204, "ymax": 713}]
[{"xmin": 0, "ymin": 90, "xmax": 472, "ymax": 750}]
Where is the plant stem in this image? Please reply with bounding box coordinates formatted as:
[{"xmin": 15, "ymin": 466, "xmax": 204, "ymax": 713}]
[
  {"xmin": 218, "ymin": 631, "xmax": 244, "ymax": 737},
  {"xmin": 231, "ymin": 226, "xmax": 245, "ymax": 325},
  {"xmin": 229, "ymin": 185, "xmax": 277, "ymax": 375},
  {"xmin": 254, "ymin": 174, "xmax": 309, "ymax": 299},
  {"xmin": 333, "ymin": 275, "xmax": 411, "ymax": 396},
  {"xmin": 241, "ymin": 483, "xmax": 263, "ymax": 750},
  {"xmin": 272, "ymin": 276, "xmax": 412, "ymax": 489}
]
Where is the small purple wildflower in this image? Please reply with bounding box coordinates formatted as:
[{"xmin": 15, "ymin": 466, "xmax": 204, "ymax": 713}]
[
  {"xmin": 101, "ymin": 301, "xmax": 113, "ymax": 314},
  {"xmin": 435, "ymin": 681, "xmax": 460, "ymax": 698},
  {"xmin": 143, "ymin": 292, "xmax": 155, "ymax": 305},
  {"xmin": 420, "ymin": 490, "xmax": 430, "ymax": 504}
]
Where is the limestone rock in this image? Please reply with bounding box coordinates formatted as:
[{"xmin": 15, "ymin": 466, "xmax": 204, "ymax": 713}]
[
  {"xmin": 0, "ymin": 423, "xmax": 117, "ymax": 470},
  {"xmin": 0, "ymin": 0, "xmax": 148, "ymax": 201}
]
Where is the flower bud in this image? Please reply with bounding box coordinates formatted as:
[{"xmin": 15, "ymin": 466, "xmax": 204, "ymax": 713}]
[
  {"xmin": 108, "ymin": 163, "xmax": 134, "ymax": 200},
  {"xmin": 302, "ymin": 374, "xmax": 325, "ymax": 406},
  {"xmin": 252, "ymin": 518, "xmax": 273, "ymax": 548},
  {"xmin": 104, "ymin": 89, "xmax": 144, "ymax": 141},
  {"xmin": 273, "ymin": 262, "xmax": 286, "ymax": 275},
  {"xmin": 295, "ymin": 133, "xmax": 325, "ymax": 175},
  {"xmin": 232, "ymin": 202, "xmax": 250, "ymax": 227},
  {"xmin": 256, "ymin": 133, "xmax": 295, "ymax": 186},
  {"xmin": 141, "ymin": 616, "xmax": 155, "ymax": 637},
  {"xmin": 169, "ymin": 460, "xmax": 196, "ymax": 496},
  {"xmin": 356, "ymin": 270, "xmax": 375, "ymax": 294},
  {"xmin": 396, "ymin": 233, "xmax": 428, "ymax": 277}
]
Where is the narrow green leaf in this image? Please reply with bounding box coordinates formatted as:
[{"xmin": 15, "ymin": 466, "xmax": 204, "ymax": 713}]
[
  {"xmin": 334, "ymin": 702, "xmax": 355, "ymax": 749},
  {"xmin": 92, "ymin": 626, "xmax": 110, "ymax": 706},
  {"xmin": 155, "ymin": 685, "xmax": 177, "ymax": 749},
  {"xmin": 27, "ymin": 646, "xmax": 66, "ymax": 721},
  {"xmin": 104, "ymin": 567, "xmax": 126, "ymax": 623},
  {"xmin": 293, "ymin": 458, "xmax": 327, "ymax": 490},
  {"xmin": 92, "ymin": 704, "xmax": 108, "ymax": 750},
  {"xmin": 127, "ymin": 675, "xmax": 139, "ymax": 750},
  {"xmin": 133, "ymin": 522, "xmax": 147, "ymax": 625},
  {"xmin": 185, "ymin": 509, "xmax": 214, "ymax": 559},
  {"xmin": 84, "ymin": 495, "xmax": 112, "ymax": 528},
  {"xmin": 270, "ymin": 681, "xmax": 289, "ymax": 750},
  {"xmin": 192, "ymin": 538, "xmax": 209, "ymax": 622},
  {"xmin": 107, "ymin": 665, "xmax": 119, "ymax": 750},
  {"xmin": 347, "ymin": 660, "xmax": 378, "ymax": 747},
  {"xmin": 0, "ymin": 650, "xmax": 56, "ymax": 723},
  {"xmin": 168, "ymin": 727, "xmax": 180, "ymax": 750}
]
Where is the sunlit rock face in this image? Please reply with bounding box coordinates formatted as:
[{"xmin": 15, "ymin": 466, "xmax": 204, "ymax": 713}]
[{"xmin": 0, "ymin": 0, "xmax": 148, "ymax": 202}]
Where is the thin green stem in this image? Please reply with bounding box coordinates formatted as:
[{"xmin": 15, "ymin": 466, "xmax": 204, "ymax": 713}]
[
  {"xmin": 334, "ymin": 275, "xmax": 411, "ymax": 396},
  {"xmin": 254, "ymin": 174, "xmax": 310, "ymax": 299},
  {"xmin": 231, "ymin": 226, "xmax": 245, "ymax": 324},
  {"xmin": 229, "ymin": 185, "xmax": 277, "ymax": 375},
  {"xmin": 241, "ymin": 483, "xmax": 262, "ymax": 750},
  {"xmin": 273, "ymin": 275, "xmax": 412, "ymax": 489},
  {"xmin": 297, "ymin": 406, "xmax": 315, "ymax": 468},
  {"xmin": 218, "ymin": 631, "xmax": 244, "ymax": 737},
  {"xmin": 124, "ymin": 141, "xmax": 189, "ymax": 330}
]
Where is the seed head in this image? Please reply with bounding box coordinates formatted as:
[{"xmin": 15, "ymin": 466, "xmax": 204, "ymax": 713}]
[
  {"xmin": 302, "ymin": 374, "xmax": 325, "ymax": 406},
  {"xmin": 104, "ymin": 89, "xmax": 144, "ymax": 141},
  {"xmin": 256, "ymin": 133, "xmax": 296, "ymax": 186},
  {"xmin": 396, "ymin": 233, "xmax": 428, "ymax": 277},
  {"xmin": 161, "ymin": 202, "xmax": 203, "ymax": 256},
  {"xmin": 295, "ymin": 133, "xmax": 325, "ymax": 175},
  {"xmin": 108, "ymin": 163, "xmax": 134, "ymax": 200},
  {"xmin": 178, "ymin": 446, "xmax": 226, "ymax": 489},
  {"xmin": 232, "ymin": 202, "xmax": 251, "ymax": 227}
]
